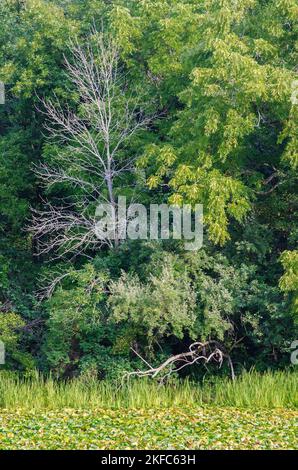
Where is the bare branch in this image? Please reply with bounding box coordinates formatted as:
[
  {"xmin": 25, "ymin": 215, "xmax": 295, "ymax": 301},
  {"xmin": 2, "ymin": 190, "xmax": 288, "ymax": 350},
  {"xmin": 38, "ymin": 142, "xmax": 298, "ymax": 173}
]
[
  {"xmin": 31, "ymin": 29, "xmax": 156, "ymax": 259},
  {"xmin": 124, "ymin": 341, "xmax": 236, "ymax": 383}
]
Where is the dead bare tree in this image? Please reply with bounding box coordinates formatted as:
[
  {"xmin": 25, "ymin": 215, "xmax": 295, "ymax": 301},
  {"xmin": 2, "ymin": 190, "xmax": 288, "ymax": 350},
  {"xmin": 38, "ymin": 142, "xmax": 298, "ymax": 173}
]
[
  {"xmin": 30, "ymin": 29, "xmax": 155, "ymax": 258},
  {"xmin": 124, "ymin": 341, "xmax": 236, "ymax": 383}
]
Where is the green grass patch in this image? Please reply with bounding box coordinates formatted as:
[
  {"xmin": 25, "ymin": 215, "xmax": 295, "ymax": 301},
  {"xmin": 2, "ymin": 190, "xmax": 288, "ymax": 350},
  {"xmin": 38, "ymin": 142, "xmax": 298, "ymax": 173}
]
[
  {"xmin": 0, "ymin": 407, "xmax": 297, "ymax": 450},
  {"xmin": 0, "ymin": 370, "xmax": 297, "ymax": 410}
]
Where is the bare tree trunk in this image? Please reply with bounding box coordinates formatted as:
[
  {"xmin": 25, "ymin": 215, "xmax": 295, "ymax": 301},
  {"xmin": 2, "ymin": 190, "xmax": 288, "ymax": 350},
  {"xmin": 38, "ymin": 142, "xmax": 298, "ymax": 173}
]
[{"xmin": 106, "ymin": 169, "xmax": 119, "ymax": 247}]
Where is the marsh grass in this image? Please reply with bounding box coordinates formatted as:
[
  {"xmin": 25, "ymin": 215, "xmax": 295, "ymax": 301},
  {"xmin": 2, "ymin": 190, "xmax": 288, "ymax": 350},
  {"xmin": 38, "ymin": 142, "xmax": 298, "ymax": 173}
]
[{"xmin": 0, "ymin": 370, "xmax": 296, "ymax": 410}]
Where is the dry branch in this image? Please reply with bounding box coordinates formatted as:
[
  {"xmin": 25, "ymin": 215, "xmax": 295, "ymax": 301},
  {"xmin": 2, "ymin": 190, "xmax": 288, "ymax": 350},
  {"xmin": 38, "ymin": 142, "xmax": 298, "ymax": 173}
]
[{"xmin": 124, "ymin": 341, "xmax": 235, "ymax": 383}]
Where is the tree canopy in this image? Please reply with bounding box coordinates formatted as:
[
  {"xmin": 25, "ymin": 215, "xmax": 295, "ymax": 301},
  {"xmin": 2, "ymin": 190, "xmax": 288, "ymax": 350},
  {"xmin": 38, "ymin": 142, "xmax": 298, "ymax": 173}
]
[{"xmin": 0, "ymin": 0, "xmax": 297, "ymax": 379}]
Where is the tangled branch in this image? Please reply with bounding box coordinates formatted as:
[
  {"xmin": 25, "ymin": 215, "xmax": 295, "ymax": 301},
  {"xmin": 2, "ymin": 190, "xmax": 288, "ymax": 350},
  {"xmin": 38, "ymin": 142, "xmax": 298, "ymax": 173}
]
[{"xmin": 124, "ymin": 341, "xmax": 235, "ymax": 383}]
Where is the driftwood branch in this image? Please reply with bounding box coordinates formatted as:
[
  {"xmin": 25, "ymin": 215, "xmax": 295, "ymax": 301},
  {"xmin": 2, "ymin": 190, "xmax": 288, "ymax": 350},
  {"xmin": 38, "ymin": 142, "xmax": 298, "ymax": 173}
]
[{"xmin": 124, "ymin": 341, "xmax": 235, "ymax": 383}]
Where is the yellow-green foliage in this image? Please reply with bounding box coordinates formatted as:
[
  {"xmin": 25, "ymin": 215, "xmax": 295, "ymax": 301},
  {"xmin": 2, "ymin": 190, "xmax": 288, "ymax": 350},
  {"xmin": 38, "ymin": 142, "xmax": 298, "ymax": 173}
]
[
  {"xmin": 130, "ymin": 0, "xmax": 298, "ymax": 244},
  {"xmin": 1, "ymin": 0, "xmax": 78, "ymax": 98},
  {"xmin": 0, "ymin": 312, "xmax": 24, "ymax": 350},
  {"xmin": 0, "ymin": 312, "xmax": 34, "ymax": 369},
  {"xmin": 0, "ymin": 407, "xmax": 296, "ymax": 449}
]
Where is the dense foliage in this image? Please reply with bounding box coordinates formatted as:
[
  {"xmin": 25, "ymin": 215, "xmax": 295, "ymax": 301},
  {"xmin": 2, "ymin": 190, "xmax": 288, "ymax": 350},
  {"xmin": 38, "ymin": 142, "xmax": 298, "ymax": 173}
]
[{"xmin": 0, "ymin": 0, "xmax": 297, "ymax": 380}]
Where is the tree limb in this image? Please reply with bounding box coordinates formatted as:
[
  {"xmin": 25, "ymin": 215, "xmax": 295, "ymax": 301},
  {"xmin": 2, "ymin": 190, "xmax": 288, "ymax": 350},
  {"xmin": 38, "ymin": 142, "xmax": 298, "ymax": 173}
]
[{"xmin": 124, "ymin": 341, "xmax": 235, "ymax": 383}]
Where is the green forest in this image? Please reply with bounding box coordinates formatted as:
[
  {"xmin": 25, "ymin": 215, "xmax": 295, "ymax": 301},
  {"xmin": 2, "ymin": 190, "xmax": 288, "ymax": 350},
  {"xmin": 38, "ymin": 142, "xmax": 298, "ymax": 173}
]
[{"xmin": 0, "ymin": 0, "xmax": 297, "ymax": 451}]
